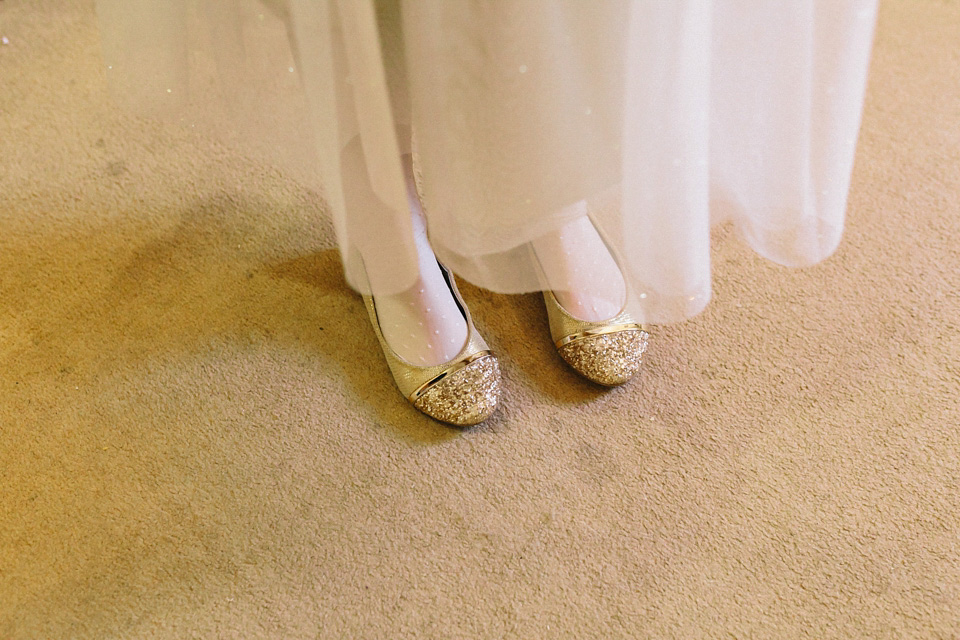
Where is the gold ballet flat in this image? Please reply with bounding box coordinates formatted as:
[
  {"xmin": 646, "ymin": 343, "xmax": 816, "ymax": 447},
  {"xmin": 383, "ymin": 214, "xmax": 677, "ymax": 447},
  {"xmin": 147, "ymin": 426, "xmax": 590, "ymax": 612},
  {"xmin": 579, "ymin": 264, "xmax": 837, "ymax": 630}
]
[
  {"xmin": 542, "ymin": 289, "xmax": 650, "ymax": 386},
  {"xmin": 530, "ymin": 219, "xmax": 650, "ymax": 387},
  {"xmin": 362, "ymin": 265, "xmax": 502, "ymax": 426}
]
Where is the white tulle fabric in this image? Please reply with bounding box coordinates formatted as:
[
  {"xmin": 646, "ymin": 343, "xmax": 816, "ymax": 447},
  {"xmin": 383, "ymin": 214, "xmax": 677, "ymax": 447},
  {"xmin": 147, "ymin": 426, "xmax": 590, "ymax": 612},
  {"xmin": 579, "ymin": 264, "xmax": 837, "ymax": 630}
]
[{"xmin": 96, "ymin": 0, "xmax": 877, "ymax": 323}]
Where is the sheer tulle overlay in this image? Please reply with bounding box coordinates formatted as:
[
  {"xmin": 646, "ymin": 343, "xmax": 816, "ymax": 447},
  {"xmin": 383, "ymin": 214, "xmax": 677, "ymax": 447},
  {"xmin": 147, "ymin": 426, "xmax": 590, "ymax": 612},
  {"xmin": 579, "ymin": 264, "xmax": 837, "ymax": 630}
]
[{"xmin": 96, "ymin": 0, "xmax": 877, "ymax": 323}]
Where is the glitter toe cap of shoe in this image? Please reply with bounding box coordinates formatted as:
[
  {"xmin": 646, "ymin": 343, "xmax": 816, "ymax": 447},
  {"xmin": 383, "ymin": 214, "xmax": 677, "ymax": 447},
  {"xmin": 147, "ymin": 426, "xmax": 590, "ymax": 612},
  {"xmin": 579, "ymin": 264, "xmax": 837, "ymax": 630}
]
[
  {"xmin": 412, "ymin": 356, "xmax": 502, "ymax": 426},
  {"xmin": 557, "ymin": 329, "xmax": 649, "ymax": 386}
]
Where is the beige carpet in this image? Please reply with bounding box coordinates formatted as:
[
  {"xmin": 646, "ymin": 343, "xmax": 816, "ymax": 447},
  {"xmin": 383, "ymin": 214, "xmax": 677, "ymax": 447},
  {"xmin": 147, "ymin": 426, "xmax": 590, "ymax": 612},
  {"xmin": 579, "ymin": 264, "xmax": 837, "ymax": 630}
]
[{"xmin": 2, "ymin": 1, "xmax": 959, "ymax": 638}]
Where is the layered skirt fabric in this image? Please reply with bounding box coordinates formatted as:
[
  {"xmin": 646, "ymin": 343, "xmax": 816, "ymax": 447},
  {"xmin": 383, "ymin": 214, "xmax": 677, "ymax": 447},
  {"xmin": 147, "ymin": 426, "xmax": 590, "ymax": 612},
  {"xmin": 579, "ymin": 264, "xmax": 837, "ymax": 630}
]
[{"xmin": 96, "ymin": 0, "xmax": 878, "ymax": 323}]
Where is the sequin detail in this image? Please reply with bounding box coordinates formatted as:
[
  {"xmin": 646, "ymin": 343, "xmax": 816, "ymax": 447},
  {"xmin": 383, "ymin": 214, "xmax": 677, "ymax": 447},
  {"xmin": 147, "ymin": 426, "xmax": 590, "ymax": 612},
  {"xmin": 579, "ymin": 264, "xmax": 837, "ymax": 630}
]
[
  {"xmin": 413, "ymin": 356, "xmax": 501, "ymax": 426},
  {"xmin": 557, "ymin": 329, "xmax": 649, "ymax": 386}
]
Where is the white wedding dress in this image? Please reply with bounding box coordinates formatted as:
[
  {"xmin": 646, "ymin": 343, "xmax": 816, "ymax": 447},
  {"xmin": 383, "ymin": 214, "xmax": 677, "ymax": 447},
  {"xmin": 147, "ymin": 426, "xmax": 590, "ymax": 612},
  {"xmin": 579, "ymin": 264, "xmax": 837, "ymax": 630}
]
[{"xmin": 96, "ymin": 0, "xmax": 878, "ymax": 323}]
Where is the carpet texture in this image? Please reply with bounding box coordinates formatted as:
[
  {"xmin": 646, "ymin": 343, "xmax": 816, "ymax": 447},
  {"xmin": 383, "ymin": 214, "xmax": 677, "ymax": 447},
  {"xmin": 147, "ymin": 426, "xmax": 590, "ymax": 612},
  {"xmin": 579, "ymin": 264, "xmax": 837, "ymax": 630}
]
[{"xmin": 1, "ymin": 1, "xmax": 959, "ymax": 638}]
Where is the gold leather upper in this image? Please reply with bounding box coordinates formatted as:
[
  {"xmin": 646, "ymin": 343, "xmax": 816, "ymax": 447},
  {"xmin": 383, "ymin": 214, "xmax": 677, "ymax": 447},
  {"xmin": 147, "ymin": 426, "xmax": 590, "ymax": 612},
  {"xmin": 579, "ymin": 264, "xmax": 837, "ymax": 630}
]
[{"xmin": 542, "ymin": 288, "xmax": 644, "ymax": 347}]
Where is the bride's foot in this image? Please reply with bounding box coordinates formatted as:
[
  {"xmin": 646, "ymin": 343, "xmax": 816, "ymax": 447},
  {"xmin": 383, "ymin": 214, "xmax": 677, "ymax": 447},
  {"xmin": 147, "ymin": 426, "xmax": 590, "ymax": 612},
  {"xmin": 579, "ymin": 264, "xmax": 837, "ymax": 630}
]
[
  {"xmin": 361, "ymin": 156, "xmax": 500, "ymax": 425},
  {"xmin": 375, "ymin": 210, "xmax": 468, "ymax": 366},
  {"xmin": 530, "ymin": 207, "xmax": 627, "ymax": 322},
  {"xmin": 531, "ymin": 207, "xmax": 649, "ymax": 387}
]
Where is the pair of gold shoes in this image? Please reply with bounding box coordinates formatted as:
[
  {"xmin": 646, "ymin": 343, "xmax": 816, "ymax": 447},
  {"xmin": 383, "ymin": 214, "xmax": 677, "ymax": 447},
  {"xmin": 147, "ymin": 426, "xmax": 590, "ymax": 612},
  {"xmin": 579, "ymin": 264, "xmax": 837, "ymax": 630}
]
[{"xmin": 362, "ymin": 263, "xmax": 650, "ymax": 427}]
